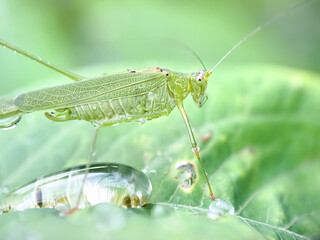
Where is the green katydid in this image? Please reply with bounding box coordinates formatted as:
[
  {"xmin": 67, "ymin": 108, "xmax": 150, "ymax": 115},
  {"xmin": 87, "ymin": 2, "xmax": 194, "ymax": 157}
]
[{"xmin": 0, "ymin": 1, "xmax": 312, "ymax": 210}]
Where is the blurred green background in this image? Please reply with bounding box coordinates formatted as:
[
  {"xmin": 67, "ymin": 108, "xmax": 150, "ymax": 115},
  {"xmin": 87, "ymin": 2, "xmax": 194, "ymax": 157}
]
[
  {"xmin": 0, "ymin": 0, "xmax": 319, "ymax": 95},
  {"xmin": 0, "ymin": 0, "xmax": 320, "ymax": 240}
]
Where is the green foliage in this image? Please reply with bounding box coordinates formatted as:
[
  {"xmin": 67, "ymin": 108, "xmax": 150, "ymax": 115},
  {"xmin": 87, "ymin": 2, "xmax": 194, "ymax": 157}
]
[{"xmin": 0, "ymin": 64, "xmax": 319, "ymax": 239}]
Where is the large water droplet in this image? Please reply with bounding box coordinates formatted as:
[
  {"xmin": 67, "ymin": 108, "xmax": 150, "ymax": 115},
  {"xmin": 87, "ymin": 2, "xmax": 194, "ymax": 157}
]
[
  {"xmin": 207, "ymin": 199, "xmax": 235, "ymax": 220},
  {"xmin": 0, "ymin": 114, "xmax": 22, "ymax": 130}
]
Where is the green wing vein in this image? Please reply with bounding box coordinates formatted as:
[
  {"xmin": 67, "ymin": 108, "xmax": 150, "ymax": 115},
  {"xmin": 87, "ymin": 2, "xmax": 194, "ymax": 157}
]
[{"xmin": 14, "ymin": 71, "xmax": 167, "ymax": 112}]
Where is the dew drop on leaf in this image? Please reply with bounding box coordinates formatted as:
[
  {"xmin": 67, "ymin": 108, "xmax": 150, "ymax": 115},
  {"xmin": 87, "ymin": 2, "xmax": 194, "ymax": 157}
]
[
  {"xmin": 207, "ymin": 199, "xmax": 235, "ymax": 220},
  {"xmin": 0, "ymin": 114, "xmax": 22, "ymax": 130}
]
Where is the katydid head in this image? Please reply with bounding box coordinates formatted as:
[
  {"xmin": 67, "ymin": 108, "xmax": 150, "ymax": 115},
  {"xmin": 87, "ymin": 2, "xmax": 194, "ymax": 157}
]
[{"xmin": 190, "ymin": 70, "xmax": 212, "ymax": 108}]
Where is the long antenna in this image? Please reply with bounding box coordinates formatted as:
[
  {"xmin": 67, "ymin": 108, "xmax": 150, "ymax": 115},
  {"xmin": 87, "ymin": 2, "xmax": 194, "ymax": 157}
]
[
  {"xmin": 209, "ymin": 0, "xmax": 315, "ymax": 73},
  {"xmin": 168, "ymin": 39, "xmax": 208, "ymax": 71},
  {"xmin": 180, "ymin": 43, "xmax": 208, "ymax": 71}
]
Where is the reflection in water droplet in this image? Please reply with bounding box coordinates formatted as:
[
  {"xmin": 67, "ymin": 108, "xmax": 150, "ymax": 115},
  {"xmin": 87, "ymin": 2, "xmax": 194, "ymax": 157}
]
[
  {"xmin": 208, "ymin": 199, "xmax": 235, "ymax": 220},
  {"xmin": 0, "ymin": 114, "xmax": 22, "ymax": 130}
]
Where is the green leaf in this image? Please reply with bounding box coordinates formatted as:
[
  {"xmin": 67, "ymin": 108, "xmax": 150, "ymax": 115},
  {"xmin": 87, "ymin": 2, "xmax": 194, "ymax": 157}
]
[{"xmin": 0, "ymin": 64, "xmax": 319, "ymax": 239}]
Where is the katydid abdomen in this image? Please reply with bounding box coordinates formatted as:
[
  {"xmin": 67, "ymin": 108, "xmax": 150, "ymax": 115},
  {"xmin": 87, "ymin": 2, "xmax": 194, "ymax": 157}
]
[{"xmin": 46, "ymin": 82, "xmax": 176, "ymax": 124}]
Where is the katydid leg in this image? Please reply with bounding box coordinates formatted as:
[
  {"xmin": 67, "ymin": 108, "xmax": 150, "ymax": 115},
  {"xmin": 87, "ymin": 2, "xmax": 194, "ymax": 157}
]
[
  {"xmin": 176, "ymin": 101, "xmax": 215, "ymax": 200},
  {"xmin": 0, "ymin": 39, "xmax": 85, "ymax": 81}
]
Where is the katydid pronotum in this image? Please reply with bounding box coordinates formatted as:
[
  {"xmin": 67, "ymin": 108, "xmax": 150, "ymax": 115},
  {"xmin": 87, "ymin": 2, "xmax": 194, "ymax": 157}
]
[{"xmin": 0, "ymin": 1, "xmax": 313, "ymax": 212}]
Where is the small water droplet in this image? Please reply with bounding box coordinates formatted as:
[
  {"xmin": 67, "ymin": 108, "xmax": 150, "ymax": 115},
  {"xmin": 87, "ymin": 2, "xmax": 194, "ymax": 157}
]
[
  {"xmin": 137, "ymin": 118, "xmax": 146, "ymax": 124},
  {"xmin": 207, "ymin": 199, "xmax": 235, "ymax": 220},
  {"xmin": 38, "ymin": 57, "xmax": 42, "ymax": 61},
  {"xmin": 191, "ymin": 146, "xmax": 200, "ymax": 153},
  {"xmin": 3, "ymin": 46, "xmax": 6, "ymax": 49},
  {"xmin": 0, "ymin": 114, "xmax": 22, "ymax": 130},
  {"xmin": 112, "ymin": 123, "xmax": 120, "ymax": 127},
  {"xmin": 13, "ymin": 50, "xmax": 17, "ymax": 54},
  {"xmin": 151, "ymin": 205, "xmax": 171, "ymax": 217}
]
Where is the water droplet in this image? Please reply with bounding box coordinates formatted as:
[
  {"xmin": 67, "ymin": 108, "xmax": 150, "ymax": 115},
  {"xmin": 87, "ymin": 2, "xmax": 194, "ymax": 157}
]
[
  {"xmin": 0, "ymin": 114, "xmax": 22, "ymax": 130},
  {"xmin": 112, "ymin": 123, "xmax": 120, "ymax": 127},
  {"xmin": 207, "ymin": 199, "xmax": 235, "ymax": 220},
  {"xmin": 13, "ymin": 50, "xmax": 16, "ymax": 54},
  {"xmin": 92, "ymin": 105, "xmax": 97, "ymax": 110},
  {"xmin": 175, "ymin": 162, "xmax": 197, "ymax": 191},
  {"xmin": 3, "ymin": 46, "xmax": 6, "ymax": 49},
  {"xmin": 151, "ymin": 205, "xmax": 171, "ymax": 217},
  {"xmin": 191, "ymin": 146, "xmax": 200, "ymax": 153},
  {"xmin": 137, "ymin": 118, "xmax": 146, "ymax": 124}
]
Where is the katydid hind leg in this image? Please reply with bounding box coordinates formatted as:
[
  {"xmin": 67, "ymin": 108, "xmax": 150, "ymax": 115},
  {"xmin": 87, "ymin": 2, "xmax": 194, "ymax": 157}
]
[
  {"xmin": 176, "ymin": 102, "xmax": 215, "ymax": 200},
  {"xmin": 0, "ymin": 39, "xmax": 85, "ymax": 81}
]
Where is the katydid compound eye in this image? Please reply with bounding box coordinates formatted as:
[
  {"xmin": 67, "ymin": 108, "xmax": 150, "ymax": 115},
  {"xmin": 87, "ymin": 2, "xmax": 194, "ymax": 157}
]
[{"xmin": 196, "ymin": 76, "xmax": 203, "ymax": 82}]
